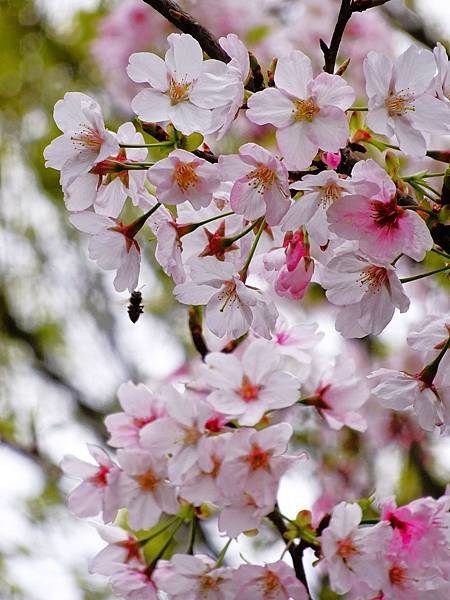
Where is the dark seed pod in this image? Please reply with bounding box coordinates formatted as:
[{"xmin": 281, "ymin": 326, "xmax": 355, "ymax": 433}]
[{"xmin": 127, "ymin": 290, "xmax": 144, "ymax": 323}]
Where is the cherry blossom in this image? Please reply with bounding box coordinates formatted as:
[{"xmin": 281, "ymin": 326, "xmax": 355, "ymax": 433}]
[
  {"xmin": 104, "ymin": 381, "xmax": 167, "ymax": 448},
  {"xmin": 320, "ymin": 252, "xmax": 410, "ymax": 338},
  {"xmin": 282, "ymin": 171, "xmax": 358, "ymax": 246},
  {"xmin": 127, "ymin": 33, "xmax": 234, "ymax": 135},
  {"xmin": 246, "ymin": 50, "xmax": 355, "ymax": 169},
  {"xmin": 364, "ymin": 45, "xmax": 450, "ymax": 156},
  {"xmin": 202, "ymin": 340, "xmax": 299, "ymax": 425},
  {"xmin": 140, "ymin": 387, "xmax": 225, "ymax": 484},
  {"xmin": 61, "ymin": 444, "xmax": 119, "ymax": 522},
  {"xmin": 219, "ymin": 143, "xmax": 290, "ymax": 225},
  {"xmin": 117, "ymin": 448, "xmax": 179, "ymax": 530},
  {"xmin": 89, "ymin": 524, "xmax": 143, "ymax": 576},
  {"xmin": 148, "ymin": 149, "xmax": 221, "ymax": 210},
  {"xmin": 369, "ymin": 365, "xmax": 450, "ymax": 432},
  {"xmin": 234, "ymin": 561, "xmax": 308, "ymax": 600},
  {"xmin": 179, "ymin": 433, "xmax": 232, "ymax": 505},
  {"xmin": 434, "ymin": 43, "xmax": 450, "ymax": 102},
  {"xmin": 218, "ymin": 488, "xmax": 277, "ymax": 538},
  {"xmin": 70, "ymin": 211, "xmax": 142, "ymax": 292},
  {"xmin": 109, "ymin": 564, "xmax": 158, "ymax": 600},
  {"xmin": 217, "ymin": 423, "xmax": 299, "ymax": 506},
  {"xmin": 153, "ymin": 554, "xmax": 235, "ymax": 600},
  {"xmin": 44, "ymin": 92, "xmax": 118, "ymax": 189},
  {"xmin": 320, "ymin": 502, "xmax": 392, "ymax": 595},
  {"xmin": 327, "ymin": 159, "xmax": 433, "ymax": 262},
  {"xmin": 209, "ymin": 33, "xmax": 250, "ymax": 138},
  {"xmin": 174, "ymin": 256, "xmax": 278, "ymax": 339},
  {"xmin": 303, "ymin": 356, "xmax": 369, "ymax": 431},
  {"xmin": 407, "ymin": 313, "xmax": 450, "ymax": 360}
]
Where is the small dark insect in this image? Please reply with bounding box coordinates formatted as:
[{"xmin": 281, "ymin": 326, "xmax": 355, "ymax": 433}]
[{"xmin": 127, "ymin": 290, "xmax": 144, "ymax": 323}]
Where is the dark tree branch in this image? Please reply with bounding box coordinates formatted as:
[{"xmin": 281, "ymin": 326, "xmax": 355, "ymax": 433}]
[
  {"xmin": 268, "ymin": 510, "xmax": 311, "ymax": 597},
  {"xmin": 322, "ymin": 0, "xmax": 392, "ymax": 73},
  {"xmin": 141, "ymin": 0, "xmax": 231, "ymax": 63}
]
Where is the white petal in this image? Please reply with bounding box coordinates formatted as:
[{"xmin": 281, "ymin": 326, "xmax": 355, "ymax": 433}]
[{"xmin": 127, "ymin": 52, "xmax": 169, "ymax": 90}]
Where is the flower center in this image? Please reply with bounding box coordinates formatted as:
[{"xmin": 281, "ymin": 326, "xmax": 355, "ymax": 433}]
[
  {"xmin": 199, "ymin": 574, "xmax": 220, "ymax": 591},
  {"xmin": 359, "ymin": 266, "xmax": 388, "ymax": 292},
  {"xmin": 262, "ymin": 570, "xmax": 281, "ymax": 593},
  {"xmin": 182, "ymin": 425, "xmax": 202, "ymax": 445},
  {"xmin": 119, "ymin": 538, "xmax": 142, "ymax": 563},
  {"xmin": 174, "ymin": 162, "xmax": 199, "ymax": 191},
  {"xmin": 320, "ymin": 182, "xmax": 343, "ymax": 207},
  {"xmin": 217, "ymin": 280, "xmax": 239, "ymax": 313},
  {"xmin": 293, "ymin": 97, "xmax": 320, "ymax": 122},
  {"xmin": 71, "ymin": 126, "xmax": 104, "ymax": 151},
  {"xmin": 336, "ymin": 536, "xmax": 358, "ymax": 559},
  {"xmin": 247, "ymin": 164, "xmax": 277, "ymax": 194},
  {"xmin": 371, "ymin": 198, "xmax": 403, "ymax": 230},
  {"xmin": 91, "ymin": 465, "xmax": 110, "ymax": 487},
  {"xmin": 246, "ymin": 444, "xmax": 270, "ymax": 471},
  {"xmin": 385, "ymin": 89, "xmax": 415, "ymax": 117},
  {"xmin": 239, "ymin": 374, "xmax": 260, "ymax": 402},
  {"xmin": 135, "ymin": 468, "xmax": 159, "ymax": 492},
  {"xmin": 389, "ymin": 564, "xmax": 408, "ymax": 587},
  {"xmin": 133, "ymin": 415, "xmax": 157, "ymax": 429},
  {"xmin": 169, "ymin": 77, "xmax": 191, "ymax": 104}
]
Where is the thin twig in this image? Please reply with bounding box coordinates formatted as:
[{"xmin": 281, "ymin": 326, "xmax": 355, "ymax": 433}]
[{"xmin": 141, "ymin": 0, "xmax": 230, "ymax": 62}]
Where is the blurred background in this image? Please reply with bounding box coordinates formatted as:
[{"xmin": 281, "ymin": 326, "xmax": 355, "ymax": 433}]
[{"xmin": 0, "ymin": 0, "xmax": 449, "ymax": 598}]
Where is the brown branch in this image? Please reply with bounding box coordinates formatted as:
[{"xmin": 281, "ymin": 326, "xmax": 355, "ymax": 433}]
[
  {"xmin": 322, "ymin": 0, "xmax": 392, "ymax": 73},
  {"xmin": 268, "ymin": 509, "xmax": 311, "ymax": 597},
  {"xmin": 141, "ymin": 0, "xmax": 231, "ymax": 63}
]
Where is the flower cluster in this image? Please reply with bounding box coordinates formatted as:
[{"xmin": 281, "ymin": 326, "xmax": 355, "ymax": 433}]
[{"xmin": 46, "ymin": 6, "xmax": 450, "ymax": 598}]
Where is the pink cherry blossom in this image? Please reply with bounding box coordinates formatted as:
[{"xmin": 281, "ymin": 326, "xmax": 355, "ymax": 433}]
[
  {"xmin": 127, "ymin": 33, "xmax": 234, "ymax": 135},
  {"xmin": 117, "ymin": 448, "xmax": 179, "ymax": 530},
  {"xmin": 247, "ymin": 50, "xmax": 355, "ymax": 169},
  {"xmin": 179, "ymin": 433, "xmax": 232, "ymax": 505},
  {"xmin": 369, "ymin": 366, "xmax": 450, "ymax": 432},
  {"xmin": 61, "ymin": 444, "xmax": 119, "ymax": 522},
  {"xmin": 209, "ymin": 33, "xmax": 250, "ymax": 139},
  {"xmin": 407, "ymin": 313, "xmax": 450, "ymax": 360},
  {"xmin": 327, "ymin": 160, "xmax": 433, "ymax": 262},
  {"xmin": 174, "ymin": 256, "xmax": 278, "ymax": 339},
  {"xmin": 282, "ymin": 170, "xmax": 374, "ymax": 246},
  {"xmin": 304, "ymin": 356, "xmax": 369, "ymax": 431},
  {"xmin": 320, "ymin": 252, "xmax": 410, "ymax": 338},
  {"xmin": 140, "ymin": 387, "xmax": 225, "ymax": 485},
  {"xmin": 219, "ymin": 143, "xmax": 291, "ymax": 226},
  {"xmin": 69, "ymin": 211, "xmax": 142, "ymax": 292},
  {"xmin": 320, "ymin": 502, "xmax": 392, "ymax": 595},
  {"xmin": 153, "ymin": 554, "xmax": 235, "ymax": 600},
  {"xmin": 44, "ymin": 92, "xmax": 118, "ymax": 189},
  {"xmin": 217, "ymin": 423, "xmax": 299, "ymax": 506},
  {"xmin": 104, "ymin": 381, "xmax": 167, "ymax": 448},
  {"xmin": 270, "ymin": 319, "xmax": 324, "ymax": 379},
  {"xmin": 202, "ymin": 340, "xmax": 299, "ymax": 426},
  {"xmin": 109, "ymin": 564, "xmax": 159, "ymax": 600},
  {"xmin": 234, "ymin": 561, "xmax": 308, "ymax": 600},
  {"xmin": 364, "ymin": 45, "xmax": 450, "ymax": 156},
  {"xmin": 434, "ymin": 43, "xmax": 450, "ymax": 103},
  {"xmin": 89, "ymin": 524, "xmax": 143, "ymax": 576},
  {"xmin": 218, "ymin": 488, "xmax": 277, "ymax": 538},
  {"xmin": 148, "ymin": 149, "xmax": 220, "ymax": 210}
]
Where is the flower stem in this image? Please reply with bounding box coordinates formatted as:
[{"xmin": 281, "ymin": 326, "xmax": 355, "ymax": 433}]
[
  {"xmin": 138, "ymin": 516, "xmax": 181, "ymax": 544},
  {"xmin": 151, "ymin": 518, "xmax": 184, "ymax": 565},
  {"xmin": 124, "ymin": 203, "xmax": 162, "ymax": 238},
  {"xmin": 186, "ymin": 515, "xmax": 197, "ymax": 555},
  {"xmin": 215, "ymin": 538, "xmax": 232, "ymax": 567},
  {"xmin": 186, "ymin": 211, "xmax": 235, "ymax": 233},
  {"xmin": 400, "ymin": 264, "xmax": 450, "ymax": 284},
  {"xmin": 347, "ymin": 106, "xmax": 368, "ymax": 111},
  {"xmin": 119, "ymin": 141, "xmax": 174, "ymax": 148},
  {"xmin": 110, "ymin": 161, "xmax": 154, "ymax": 170},
  {"xmin": 431, "ymin": 248, "xmax": 450, "ymax": 260},
  {"xmin": 227, "ymin": 217, "xmax": 262, "ymax": 244},
  {"xmin": 239, "ymin": 218, "xmax": 266, "ymax": 281},
  {"xmin": 418, "ymin": 335, "xmax": 450, "ymax": 386}
]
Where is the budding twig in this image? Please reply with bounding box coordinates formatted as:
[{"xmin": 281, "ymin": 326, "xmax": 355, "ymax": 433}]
[
  {"xmin": 141, "ymin": 0, "xmax": 231, "ymax": 63},
  {"xmin": 322, "ymin": 0, "xmax": 392, "ymax": 74}
]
